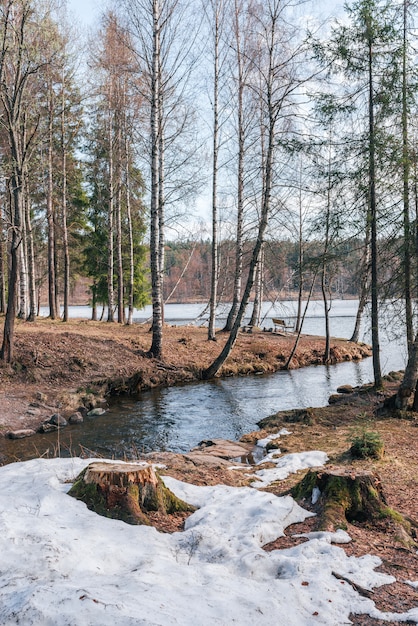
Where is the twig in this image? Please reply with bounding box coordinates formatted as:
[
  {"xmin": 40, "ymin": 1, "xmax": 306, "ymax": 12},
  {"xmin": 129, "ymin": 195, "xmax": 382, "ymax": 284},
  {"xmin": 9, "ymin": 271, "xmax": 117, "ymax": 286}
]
[{"xmin": 332, "ymin": 571, "xmax": 374, "ymax": 599}]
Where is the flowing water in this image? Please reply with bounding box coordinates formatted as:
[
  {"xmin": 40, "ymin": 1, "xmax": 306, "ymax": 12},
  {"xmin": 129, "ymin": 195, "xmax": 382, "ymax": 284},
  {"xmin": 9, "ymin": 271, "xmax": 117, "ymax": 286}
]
[{"xmin": 1, "ymin": 300, "xmax": 407, "ymax": 464}]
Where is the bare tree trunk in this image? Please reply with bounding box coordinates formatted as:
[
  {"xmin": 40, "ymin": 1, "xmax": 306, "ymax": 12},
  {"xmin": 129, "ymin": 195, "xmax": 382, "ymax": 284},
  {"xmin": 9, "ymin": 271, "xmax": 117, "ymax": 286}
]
[
  {"xmin": 158, "ymin": 98, "xmax": 165, "ymax": 325},
  {"xmin": 224, "ymin": 0, "xmax": 244, "ymax": 332},
  {"xmin": 1, "ymin": 172, "xmax": 22, "ymax": 362},
  {"xmin": 406, "ymin": 144, "xmax": 418, "ymax": 411},
  {"xmin": 125, "ymin": 134, "xmax": 134, "ymax": 326},
  {"xmin": 295, "ymin": 163, "xmax": 304, "ymax": 334},
  {"xmin": 116, "ymin": 121, "xmax": 124, "ymax": 324},
  {"xmin": 148, "ymin": 0, "xmax": 163, "ymax": 359},
  {"xmin": 322, "ymin": 137, "xmax": 332, "ymax": 364},
  {"xmin": 402, "ymin": 0, "xmax": 413, "ymax": 352},
  {"xmin": 368, "ymin": 28, "xmax": 382, "ymax": 388},
  {"xmin": 47, "ymin": 102, "xmax": 57, "ymax": 320},
  {"xmin": 107, "ymin": 95, "xmax": 115, "ymax": 323},
  {"xmin": 61, "ymin": 78, "xmax": 70, "ymax": 323},
  {"xmin": 249, "ymin": 246, "xmax": 263, "ymax": 327},
  {"xmin": 0, "ymin": 204, "xmax": 5, "ymax": 314},
  {"xmin": 414, "ymin": 146, "xmax": 418, "ymax": 300},
  {"xmin": 208, "ymin": 1, "xmax": 220, "ymax": 342},
  {"xmin": 350, "ymin": 220, "xmax": 370, "ymax": 343},
  {"xmin": 17, "ymin": 222, "xmax": 28, "ymax": 320},
  {"xmin": 396, "ymin": 332, "xmax": 418, "ymax": 410},
  {"xmin": 25, "ymin": 191, "xmax": 36, "ymax": 322},
  {"xmin": 54, "ymin": 222, "xmax": 60, "ymax": 317},
  {"xmin": 91, "ymin": 283, "xmax": 98, "ymax": 321},
  {"xmin": 17, "ymin": 190, "xmax": 28, "ymax": 319},
  {"xmin": 321, "ymin": 266, "xmax": 330, "ymax": 363}
]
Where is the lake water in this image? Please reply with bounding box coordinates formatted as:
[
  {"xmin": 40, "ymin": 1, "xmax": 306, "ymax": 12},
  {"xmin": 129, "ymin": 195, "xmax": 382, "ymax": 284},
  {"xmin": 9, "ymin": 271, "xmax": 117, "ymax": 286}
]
[{"xmin": 2, "ymin": 299, "xmax": 407, "ymax": 463}]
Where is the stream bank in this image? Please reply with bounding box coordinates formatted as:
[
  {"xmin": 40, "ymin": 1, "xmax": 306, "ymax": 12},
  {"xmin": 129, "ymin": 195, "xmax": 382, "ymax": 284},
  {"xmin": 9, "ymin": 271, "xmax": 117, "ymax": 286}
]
[{"xmin": 0, "ymin": 318, "xmax": 371, "ymax": 438}]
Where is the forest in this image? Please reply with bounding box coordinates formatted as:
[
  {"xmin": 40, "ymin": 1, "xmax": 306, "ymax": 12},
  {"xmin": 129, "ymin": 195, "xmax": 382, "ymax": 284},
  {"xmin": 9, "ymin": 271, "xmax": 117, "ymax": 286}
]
[
  {"xmin": 0, "ymin": 0, "xmax": 418, "ymax": 399},
  {"xmin": 163, "ymin": 237, "xmax": 397, "ymax": 304},
  {"xmin": 2, "ymin": 4, "xmax": 418, "ymax": 622}
]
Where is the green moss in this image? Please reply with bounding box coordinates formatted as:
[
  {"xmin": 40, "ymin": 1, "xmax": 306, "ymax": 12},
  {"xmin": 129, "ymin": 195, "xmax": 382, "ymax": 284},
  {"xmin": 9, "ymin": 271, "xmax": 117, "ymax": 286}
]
[
  {"xmin": 291, "ymin": 469, "xmax": 318, "ymax": 500},
  {"xmin": 322, "ymin": 502, "xmax": 348, "ymax": 531},
  {"xmin": 380, "ymin": 506, "xmax": 408, "ymax": 526},
  {"xmin": 322, "ymin": 476, "xmax": 355, "ymax": 530},
  {"xmin": 291, "ymin": 470, "xmax": 397, "ymax": 531},
  {"xmin": 68, "ymin": 467, "xmax": 195, "ymax": 526},
  {"xmin": 258, "ymin": 408, "xmax": 316, "ymax": 429},
  {"xmin": 68, "ymin": 469, "xmax": 110, "ymax": 519},
  {"xmin": 158, "ymin": 478, "xmax": 195, "ymax": 514}
]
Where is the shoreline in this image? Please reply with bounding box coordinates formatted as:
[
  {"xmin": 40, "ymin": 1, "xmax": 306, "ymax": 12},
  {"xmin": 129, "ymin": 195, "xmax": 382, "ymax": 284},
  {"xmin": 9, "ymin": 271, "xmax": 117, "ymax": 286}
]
[{"xmin": 0, "ymin": 317, "xmax": 372, "ymax": 440}]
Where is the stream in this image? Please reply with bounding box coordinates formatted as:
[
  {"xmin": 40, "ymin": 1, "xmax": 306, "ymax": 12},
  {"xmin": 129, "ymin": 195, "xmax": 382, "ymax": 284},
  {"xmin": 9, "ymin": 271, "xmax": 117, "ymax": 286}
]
[{"xmin": 1, "ymin": 300, "xmax": 408, "ymax": 464}]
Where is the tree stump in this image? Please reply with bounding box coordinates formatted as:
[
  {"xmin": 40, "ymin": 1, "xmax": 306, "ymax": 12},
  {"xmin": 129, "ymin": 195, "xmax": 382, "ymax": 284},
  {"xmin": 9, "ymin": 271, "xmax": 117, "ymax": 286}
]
[
  {"xmin": 291, "ymin": 469, "xmax": 416, "ymax": 545},
  {"xmin": 68, "ymin": 462, "xmax": 195, "ymax": 526}
]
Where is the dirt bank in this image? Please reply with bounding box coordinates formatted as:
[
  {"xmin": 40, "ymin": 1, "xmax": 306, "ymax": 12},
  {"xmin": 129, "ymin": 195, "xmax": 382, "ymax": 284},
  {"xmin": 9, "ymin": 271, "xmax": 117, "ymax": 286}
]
[{"xmin": 0, "ymin": 317, "xmax": 370, "ymax": 435}]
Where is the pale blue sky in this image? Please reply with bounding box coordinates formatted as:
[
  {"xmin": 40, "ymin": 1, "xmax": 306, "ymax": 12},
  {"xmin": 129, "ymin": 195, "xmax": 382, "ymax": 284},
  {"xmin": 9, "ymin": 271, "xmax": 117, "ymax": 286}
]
[
  {"xmin": 68, "ymin": 0, "xmax": 101, "ymax": 27},
  {"xmin": 67, "ymin": 0, "xmax": 344, "ymax": 29}
]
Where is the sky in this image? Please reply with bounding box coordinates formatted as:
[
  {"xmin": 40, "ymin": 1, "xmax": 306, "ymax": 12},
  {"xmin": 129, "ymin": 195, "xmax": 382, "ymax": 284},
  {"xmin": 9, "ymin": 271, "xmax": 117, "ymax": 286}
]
[
  {"xmin": 67, "ymin": 0, "xmax": 102, "ymax": 27},
  {"xmin": 1, "ymin": 432, "xmax": 417, "ymax": 625},
  {"xmin": 67, "ymin": 0, "xmax": 345, "ymax": 29}
]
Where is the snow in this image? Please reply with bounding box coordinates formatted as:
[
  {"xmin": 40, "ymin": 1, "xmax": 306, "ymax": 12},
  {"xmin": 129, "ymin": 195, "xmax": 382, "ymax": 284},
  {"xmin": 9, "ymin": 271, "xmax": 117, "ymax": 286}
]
[
  {"xmin": 407, "ymin": 581, "xmax": 418, "ymax": 590},
  {"xmin": 251, "ymin": 429, "xmax": 329, "ymax": 488},
  {"xmin": 252, "ymin": 450, "xmax": 329, "ymax": 488},
  {"xmin": 256, "ymin": 428, "xmax": 292, "ymax": 448},
  {"xmin": 0, "ymin": 455, "xmax": 417, "ymax": 625}
]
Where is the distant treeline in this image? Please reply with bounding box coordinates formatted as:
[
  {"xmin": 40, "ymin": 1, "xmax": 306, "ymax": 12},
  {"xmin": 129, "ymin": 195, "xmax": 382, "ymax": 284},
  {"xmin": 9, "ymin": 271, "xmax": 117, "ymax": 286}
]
[{"xmin": 162, "ymin": 238, "xmax": 366, "ymax": 303}]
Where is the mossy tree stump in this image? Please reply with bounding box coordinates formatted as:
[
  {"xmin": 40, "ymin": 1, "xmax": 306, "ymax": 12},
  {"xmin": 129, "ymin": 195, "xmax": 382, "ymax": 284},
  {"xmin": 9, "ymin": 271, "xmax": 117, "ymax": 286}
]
[
  {"xmin": 291, "ymin": 469, "xmax": 416, "ymax": 545},
  {"xmin": 69, "ymin": 462, "xmax": 195, "ymax": 526}
]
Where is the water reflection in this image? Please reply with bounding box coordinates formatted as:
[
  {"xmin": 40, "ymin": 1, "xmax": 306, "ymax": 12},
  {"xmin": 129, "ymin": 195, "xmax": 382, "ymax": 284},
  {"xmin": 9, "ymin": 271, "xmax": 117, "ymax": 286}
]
[{"xmin": 0, "ymin": 354, "xmax": 400, "ymax": 465}]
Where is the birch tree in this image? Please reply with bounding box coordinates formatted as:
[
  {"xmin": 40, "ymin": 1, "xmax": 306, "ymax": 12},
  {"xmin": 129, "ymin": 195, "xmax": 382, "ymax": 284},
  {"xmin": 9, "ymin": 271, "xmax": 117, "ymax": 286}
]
[
  {"xmin": 120, "ymin": 0, "xmax": 200, "ymax": 358},
  {"xmin": 203, "ymin": 0, "xmax": 307, "ymax": 379},
  {"xmin": 204, "ymin": 0, "xmax": 228, "ymax": 341},
  {"xmin": 223, "ymin": 0, "xmax": 256, "ymax": 332}
]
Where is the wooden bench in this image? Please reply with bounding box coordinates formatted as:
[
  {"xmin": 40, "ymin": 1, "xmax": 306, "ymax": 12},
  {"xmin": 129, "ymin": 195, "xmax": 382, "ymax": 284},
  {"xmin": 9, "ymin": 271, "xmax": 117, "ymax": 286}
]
[{"xmin": 272, "ymin": 318, "xmax": 293, "ymax": 333}]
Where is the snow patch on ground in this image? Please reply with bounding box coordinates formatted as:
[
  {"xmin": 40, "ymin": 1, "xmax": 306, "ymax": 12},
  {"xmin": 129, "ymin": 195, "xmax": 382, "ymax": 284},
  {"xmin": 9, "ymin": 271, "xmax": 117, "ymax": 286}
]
[
  {"xmin": 0, "ymin": 456, "xmax": 416, "ymax": 625},
  {"xmin": 252, "ymin": 450, "xmax": 329, "ymax": 488},
  {"xmin": 407, "ymin": 581, "xmax": 418, "ymax": 589},
  {"xmin": 256, "ymin": 428, "xmax": 292, "ymax": 448}
]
